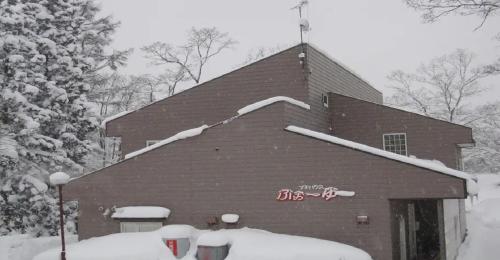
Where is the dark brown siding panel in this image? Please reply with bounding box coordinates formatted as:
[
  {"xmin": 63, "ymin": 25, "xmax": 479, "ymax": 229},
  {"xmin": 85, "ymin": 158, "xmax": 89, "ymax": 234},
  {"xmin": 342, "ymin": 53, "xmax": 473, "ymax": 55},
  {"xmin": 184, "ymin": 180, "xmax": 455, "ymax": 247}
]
[
  {"xmin": 105, "ymin": 45, "xmax": 308, "ymax": 155},
  {"xmin": 305, "ymin": 45, "xmax": 383, "ymax": 133},
  {"xmin": 330, "ymin": 93, "xmax": 474, "ymax": 169},
  {"xmin": 68, "ymin": 105, "xmax": 465, "ymax": 260}
]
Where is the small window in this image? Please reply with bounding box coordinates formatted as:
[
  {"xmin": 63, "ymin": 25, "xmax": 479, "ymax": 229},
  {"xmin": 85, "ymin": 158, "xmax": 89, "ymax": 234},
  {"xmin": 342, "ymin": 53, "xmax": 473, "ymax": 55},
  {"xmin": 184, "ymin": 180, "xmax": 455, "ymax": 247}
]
[
  {"xmin": 146, "ymin": 140, "xmax": 161, "ymax": 147},
  {"xmin": 383, "ymin": 133, "xmax": 407, "ymax": 156},
  {"xmin": 120, "ymin": 222, "xmax": 162, "ymax": 233},
  {"xmin": 322, "ymin": 94, "xmax": 329, "ymax": 108}
]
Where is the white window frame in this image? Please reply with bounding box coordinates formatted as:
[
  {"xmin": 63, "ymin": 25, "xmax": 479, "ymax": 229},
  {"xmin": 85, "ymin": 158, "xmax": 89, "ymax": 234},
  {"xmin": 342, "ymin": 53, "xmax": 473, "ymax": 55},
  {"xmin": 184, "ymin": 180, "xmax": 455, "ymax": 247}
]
[
  {"xmin": 146, "ymin": 140, "xmax": 162, "ymax": 147},
  {"xmin": 321, "ymin": 93, "xmax": 329, "ymax": 108},
  {"xmin": 119, "ymin": 222, "xmax": 163, "ymax": 233},
  {"xmin": 382, "ymin": 133, "xmax": 408, "ymax": 156}
]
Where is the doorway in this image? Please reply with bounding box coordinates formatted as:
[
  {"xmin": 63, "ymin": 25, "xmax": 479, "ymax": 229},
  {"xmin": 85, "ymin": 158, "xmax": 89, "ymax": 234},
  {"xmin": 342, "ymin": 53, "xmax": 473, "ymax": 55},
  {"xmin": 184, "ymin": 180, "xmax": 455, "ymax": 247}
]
[{"xmin": 391, "ymin": 200, "xmax": 444, "ymax": 260}]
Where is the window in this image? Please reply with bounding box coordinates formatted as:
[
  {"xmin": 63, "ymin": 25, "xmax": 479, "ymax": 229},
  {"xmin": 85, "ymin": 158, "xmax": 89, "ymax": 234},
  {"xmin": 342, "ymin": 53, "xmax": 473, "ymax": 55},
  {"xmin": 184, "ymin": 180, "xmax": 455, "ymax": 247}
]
[
  {"xmin": 120, "ymin": 222, "xmax": 162, "ymax": 233},
  {"xmin": 146, "ymin": 140, "xmax": 161, "ymax": 147},
  {"xmin": 322, "ymin": 94, "xmax": 329, "ymax": 108},
  {"xmin": 383, "ymin": 133, "xmax": 407, "ymax": 155}
]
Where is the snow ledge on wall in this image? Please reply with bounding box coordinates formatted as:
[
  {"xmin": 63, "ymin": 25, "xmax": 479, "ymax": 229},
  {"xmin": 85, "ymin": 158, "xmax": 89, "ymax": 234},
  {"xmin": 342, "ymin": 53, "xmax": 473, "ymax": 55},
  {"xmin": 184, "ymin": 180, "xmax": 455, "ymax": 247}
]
[
  {"xmin": 111, "ymin": 206, "xmax": 171, "ymax": 219},
  {"xmin": 124, "ymin": 125, "xmax": 209, "ymax": 159},
  {"xmin": 237, "ymin": 96, "xmax": 310, "ymax": 116},
  {"xmin": 285, "ymin": 125, "xmax": 478, "ymax": 195}
]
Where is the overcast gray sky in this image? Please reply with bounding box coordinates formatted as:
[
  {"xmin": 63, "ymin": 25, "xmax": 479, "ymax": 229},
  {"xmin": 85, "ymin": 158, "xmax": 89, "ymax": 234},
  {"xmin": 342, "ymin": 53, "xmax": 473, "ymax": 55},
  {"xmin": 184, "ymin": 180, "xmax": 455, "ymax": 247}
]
[{"xmin": 96, "ymin": 0, "xmax": 500, "ymax": 103}]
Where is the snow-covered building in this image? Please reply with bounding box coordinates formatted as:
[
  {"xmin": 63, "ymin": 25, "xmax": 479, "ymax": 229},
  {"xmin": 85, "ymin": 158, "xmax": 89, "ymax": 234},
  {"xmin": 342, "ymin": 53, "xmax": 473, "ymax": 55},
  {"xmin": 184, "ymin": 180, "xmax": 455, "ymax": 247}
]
[{"xmin": 66, "ymin": 44, "xmax": 475, "ymax": 260}]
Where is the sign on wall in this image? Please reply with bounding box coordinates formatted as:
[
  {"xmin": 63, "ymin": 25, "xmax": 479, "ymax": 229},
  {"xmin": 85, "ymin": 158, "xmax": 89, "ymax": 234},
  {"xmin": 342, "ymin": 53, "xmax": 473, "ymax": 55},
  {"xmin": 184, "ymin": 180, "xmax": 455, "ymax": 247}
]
[{"xmin": 276, "ymin": 185, "xmax": 355, "ymax": 201}]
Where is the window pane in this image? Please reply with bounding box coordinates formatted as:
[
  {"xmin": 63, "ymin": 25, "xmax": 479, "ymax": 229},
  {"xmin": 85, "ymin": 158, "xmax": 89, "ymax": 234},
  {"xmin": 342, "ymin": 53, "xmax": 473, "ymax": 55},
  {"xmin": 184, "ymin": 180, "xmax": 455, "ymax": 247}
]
[{"xmin": 383, "ymin": 134, "xmax": 407, "ymax": 155}]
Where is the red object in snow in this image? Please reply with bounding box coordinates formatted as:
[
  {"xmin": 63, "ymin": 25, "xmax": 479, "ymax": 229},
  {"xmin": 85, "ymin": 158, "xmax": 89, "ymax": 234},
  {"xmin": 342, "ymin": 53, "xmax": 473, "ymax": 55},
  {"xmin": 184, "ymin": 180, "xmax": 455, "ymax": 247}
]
[{"xmin": 166, "ymin": 240, "xmax": 178, "ymax": 256}]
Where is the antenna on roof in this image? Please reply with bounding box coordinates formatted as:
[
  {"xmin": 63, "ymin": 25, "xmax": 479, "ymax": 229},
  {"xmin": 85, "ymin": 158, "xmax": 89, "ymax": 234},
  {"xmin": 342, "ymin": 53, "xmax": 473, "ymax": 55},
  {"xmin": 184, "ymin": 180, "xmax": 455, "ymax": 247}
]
[
  {"xmin": 291, "ymin": 0, "xmax": 310, "ymax": 65},
  {"xmin": 291, "ymin": 0, "xmax": 310, "ymax": 46}
]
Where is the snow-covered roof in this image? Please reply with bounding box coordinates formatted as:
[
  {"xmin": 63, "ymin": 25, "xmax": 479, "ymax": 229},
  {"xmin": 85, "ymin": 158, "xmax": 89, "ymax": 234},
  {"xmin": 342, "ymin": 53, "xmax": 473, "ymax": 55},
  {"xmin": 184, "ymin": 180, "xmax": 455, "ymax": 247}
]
[
  {"xmin": 124, "ymin": 125, "xmax": 209, "ymax": 159},
  {"xmin": 123, "ymin": 97, "xmax": 309, "ymax": 160},
  {"xmin": 97, "ymin": 43, "xmax": 350, "ymax": 128},
  {"xmin": 285, "ymin": 125, "xmax": 477, "ymax": 194},
  {"xmin": 306, "ymin": 43, "xmax": 381, "ymax": 94},
  {"xmin": 101, "ymin": 110, "xmax": 134, "ymax": 129},
  {"xmin": 197, "ymin": 233, "xmax": 230, "ymax": 247},
  {"xmin": 111, "ymin": 206, "xmax": 171, "ymax": 219},
  {"xmin": 237, "ymin": 96, "xmax": 310, "ymax": 116}
]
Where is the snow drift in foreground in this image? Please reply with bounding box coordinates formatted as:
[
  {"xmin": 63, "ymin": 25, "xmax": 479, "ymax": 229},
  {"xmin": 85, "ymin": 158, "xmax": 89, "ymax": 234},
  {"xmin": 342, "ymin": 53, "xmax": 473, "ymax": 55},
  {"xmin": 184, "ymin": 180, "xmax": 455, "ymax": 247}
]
[
  {"xmin": 0, "ymin": 235, "xmax": 77, "ymax": 260},
  {"xmin": 458, "ymin": 174, "xmax": 500, "ymax": 260},
  {"xmin": 458, "ymin": 198, "xmax": 500, "ymax": 260},
  {"xmin": 34, "ymin": 226, "xmax": 371, "ymax": 260}
]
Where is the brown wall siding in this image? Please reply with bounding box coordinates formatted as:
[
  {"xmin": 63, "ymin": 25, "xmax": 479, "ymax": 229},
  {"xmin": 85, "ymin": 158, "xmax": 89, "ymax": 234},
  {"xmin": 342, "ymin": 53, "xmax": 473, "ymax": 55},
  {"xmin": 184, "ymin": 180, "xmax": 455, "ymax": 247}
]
[
  {"xmin": 68, "ymin": 104, "xmax": 465, "ymax": 260},
  {"xmin": 105, "ymin": 45, "xmax": 308, "ymax": 155},
  {"xmin": 330, "ymin": 94, "xmax": 474, "ymax": 169},
  {"xmin": 305, "ymin": 45, "xmax": 383, "ymax": 133}
]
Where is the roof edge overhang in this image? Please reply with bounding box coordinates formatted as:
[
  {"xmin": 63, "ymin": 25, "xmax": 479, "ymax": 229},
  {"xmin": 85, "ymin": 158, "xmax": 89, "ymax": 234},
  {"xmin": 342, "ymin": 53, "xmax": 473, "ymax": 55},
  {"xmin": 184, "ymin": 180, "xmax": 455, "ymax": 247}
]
[{"xmin": 284, "ymin": 125, "xmax": 476, "ymax": 197}]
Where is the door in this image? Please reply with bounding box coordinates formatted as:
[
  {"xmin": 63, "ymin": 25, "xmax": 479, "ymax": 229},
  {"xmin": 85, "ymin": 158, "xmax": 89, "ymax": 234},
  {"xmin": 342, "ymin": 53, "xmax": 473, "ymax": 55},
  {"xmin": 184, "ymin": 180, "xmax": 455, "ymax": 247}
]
[
  {"xmin": 399, "ymin": 214, "xmax": 407, "ymax": 260},
  {"xmin": 392, "ymin": 200, "xmax": 443, "ymax": 260}
]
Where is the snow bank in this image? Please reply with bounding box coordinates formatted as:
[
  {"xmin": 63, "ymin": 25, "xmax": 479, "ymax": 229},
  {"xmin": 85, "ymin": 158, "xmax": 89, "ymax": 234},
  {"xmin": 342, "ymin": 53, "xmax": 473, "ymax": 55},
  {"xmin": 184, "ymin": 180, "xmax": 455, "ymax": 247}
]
[
  {"xmin": 49, "ymin": 172, "xmax": 70, "ymax": 185},
  {"xmin": 34, "ymin": 225, "xmax": 371, "ymax": 260},
  {"xmin": 111, "ymin": 206, "xmax": 171, "ymax": 219},
  {"xmin": 457, "ymin": 174, "xmax": 500, "ymax": 260},
  {"xmin": 34, "ymin": 232, "xmax": 171, "ymax": 260},
  {"xmin": 285, "ymin": 125, "xmax": 477, "ymax": 194},
  {"xmin": 124, "ymin": 125, "xmax": 209, "ymax": 159},
  {"xmin": 0, "ymin": 235, "xmax": 77, "ymax": 260},
  {"xmin": 237, "ymin": 96, "xmax": 310, "ymax": 116},
  {"xmin": 222, "ymin": 228, "xmax": 371, "ymax": 260},
  {"xmin": 458, "ymin": 198, "xmax": 500, "ymax": 259}
]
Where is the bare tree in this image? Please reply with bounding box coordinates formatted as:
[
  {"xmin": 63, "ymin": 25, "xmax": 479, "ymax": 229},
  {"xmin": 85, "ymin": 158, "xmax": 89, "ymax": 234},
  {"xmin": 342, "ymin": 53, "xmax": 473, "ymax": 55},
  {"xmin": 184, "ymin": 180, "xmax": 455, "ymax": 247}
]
[
  {"xmin": 238, "ymin": 45, "xmax": 287, "ymax": 67},
  {"xmin": 142, "ymin": 27, "xmax": 237, "ymax": 87},
  {"xmin": 404, "ymin": 0, "xmax": 500, "ymax": 30},
  {"xmin": 386, "ymin": 49, "xmax": 500, "ymax": 172},
  {"xmin": 156, "ymin": 69, "xmax": 188, "ymax": 97},
  {"xmin": 386, "ymin": 49, "xmax": 490, "ymax": 123}
]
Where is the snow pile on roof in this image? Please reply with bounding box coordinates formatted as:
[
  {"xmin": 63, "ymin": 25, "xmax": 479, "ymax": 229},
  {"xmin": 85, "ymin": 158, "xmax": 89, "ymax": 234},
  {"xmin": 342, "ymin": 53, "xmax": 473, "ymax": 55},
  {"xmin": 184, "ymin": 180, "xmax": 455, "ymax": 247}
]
[
  {"xmin": 221, "ymin": 214, "xmax": 240, "ymax": 224},
  {"xmin": 159, "ymin": 225, "xmax": 197, "ymax": 239},
  {"xmin": 111, "ymin": 206, "xmax": 171, "ymax": 219},
  {"xmin": 237, "ymin": 96, "xmax": 310, "ymax": 116},
  {"xmin": 197, "ymin": 233, "xmax": 230, "ymax": 247},
  {"xmin": 285, "ymin": 125, "xmax": 477, "ymax": 194},
  {"xmin": 49, "ymin": 172, "xmax": 70, "ymax": 185},
  {"xmin": 34, "ymin": 225, "xmax": 371, "ymax": 260},
  {"xmin": 124, "ymin": 125, "xmax": 209, "ymax": 159},
  {"xmin": 100, "ymin": 110, "xmax": 133, "ymax": 128}
]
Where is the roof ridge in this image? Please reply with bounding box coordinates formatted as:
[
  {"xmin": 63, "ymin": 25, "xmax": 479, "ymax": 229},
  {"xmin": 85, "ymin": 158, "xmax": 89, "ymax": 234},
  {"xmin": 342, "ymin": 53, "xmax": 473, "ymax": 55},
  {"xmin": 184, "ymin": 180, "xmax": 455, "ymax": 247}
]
[{"xmin": 101, "ymin": 43, "xmax": 303, "ymax": 128}]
